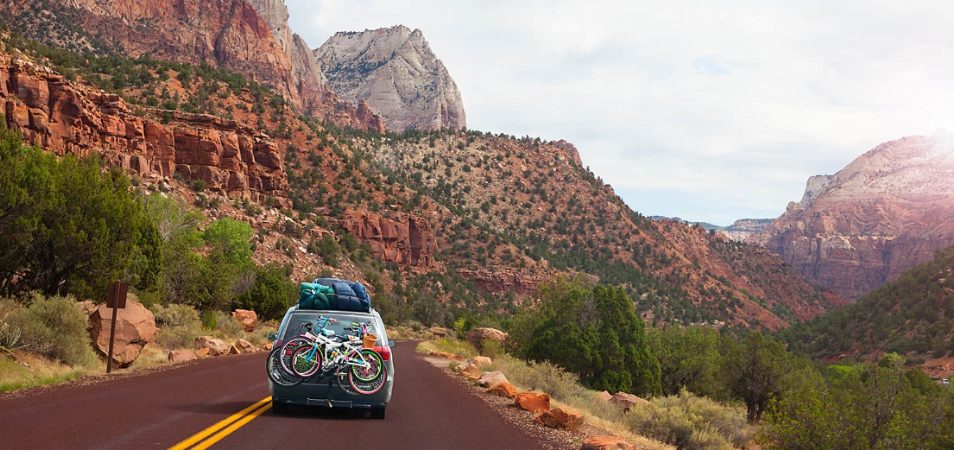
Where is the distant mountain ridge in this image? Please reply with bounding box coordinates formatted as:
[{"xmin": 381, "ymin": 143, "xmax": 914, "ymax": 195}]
[
  {"xmin": 751, "ymin": 133, "xmax": 954, "ymax": 300},
  {"xmin": 649, "ymin": 216, "xmax": 773, "ymax": 242}
]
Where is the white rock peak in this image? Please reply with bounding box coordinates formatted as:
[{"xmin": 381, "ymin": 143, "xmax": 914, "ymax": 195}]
[{"xmin": 315, "ymin": 25, "xmax": 467, "ymax": 132}]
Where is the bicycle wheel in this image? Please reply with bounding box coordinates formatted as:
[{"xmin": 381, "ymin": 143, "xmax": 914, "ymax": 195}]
[
  {"xmin": 289, "ymin": 343, "xmax": 322, "ymax": 378},
  {"xmin": 278, "ymin": 337, "xmax": 314, "ymax": 376},
  {"xmin": 266, "ymin": 348, "xmax": 303, "ymax": 387},
  {"xmin": 350, "ymin": 349, "xmax": 384, "ymax": 382},
  {"xmin": 348, "ymin": 362, "xmax": 387, "ymax": 395}
]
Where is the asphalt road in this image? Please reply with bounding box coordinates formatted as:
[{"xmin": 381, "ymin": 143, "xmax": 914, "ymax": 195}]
[{"xmin": 0, "ymin": 341, "xmax": 543, "ymax": 449}]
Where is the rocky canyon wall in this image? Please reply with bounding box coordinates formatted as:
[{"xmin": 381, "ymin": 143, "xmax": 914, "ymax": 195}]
[{"xmin": 0, "ymin": 53, "xmax": 289, "ymax": 204}]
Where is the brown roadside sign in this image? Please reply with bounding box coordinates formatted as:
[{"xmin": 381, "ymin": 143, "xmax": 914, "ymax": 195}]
[{"xmin": 106, "ymin": 281, "xmax": 128, "ymax": 309}]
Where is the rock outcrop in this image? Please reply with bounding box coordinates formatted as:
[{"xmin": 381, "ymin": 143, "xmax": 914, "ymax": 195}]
[
  {"xmin": 466, "ymin": 327, "xmax": 508, "ymax": 350},
  {"xmin": 751, "ymin": 133, "xmax": 954, "ymax": 300},
  {"xmin": 168, "ymin": 349, "xmax": 198, "ymax": 363},
  {"xmin": 609, "ymin": 392, "xmax": 650, "ymax": 411},
  {"xmin": 195, "ymin": 336, "xmax": 229, "ymax": 356},
  {"xmin": 3, "ymin": 0, "xmax": 383, "ymax": 132},
  {"xmin": 487, "ymin": 381, "xmax": 517, "ymax": 399},
  {"xmin": 514, "ymin": 392, "xmax": 550, "ymax": 413},
  {"xmin": 454, "ymin": 267, "xmax": 548, "ymax": 295},
  {"xmin": 0, "ymin": 53, "xmax": 290, "ymax": 204},
  {"xmin": 581, "ymin": 436, "xmax": 635, "ymax": 450},
  {"xmin": 232, "ymin": 309, "xmax": 258, "ymax": 332},
  {"xmin": 535, "ymin": 408, "xmax": 584, "ymax": 431},
  {"xmin": 719, "ymin": 218, "xmax": 774, "ymax": 242},
  {"xmin": 88, "ymin": 300, "xmax": 157, "ymax": 367},
  {"xmin": 476, "ymin": 371, "xmax": 507, "ymax": 388},
  {"xmin": 337, "ymin": 210, "xmax": 437, "ymax": 267},
  {"xmin": 315, "ymin": 25, "xmax": 466, "ymax": 131}
]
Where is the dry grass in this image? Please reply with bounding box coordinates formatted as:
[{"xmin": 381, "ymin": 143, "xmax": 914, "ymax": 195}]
[
  {"xmin": 1, "ymin": 299, "xmax": 278, "ymax": 395},
  {"xmin": 0, "ymin": 351, "xmax": 87, "ymax": 393},
  {"xmin": 420, "ymin": 340, "xmax": 752, "ymax": 450},
  {"xmin": 423, "ymin": 338, "xmax": 478, "ymax": 358}
]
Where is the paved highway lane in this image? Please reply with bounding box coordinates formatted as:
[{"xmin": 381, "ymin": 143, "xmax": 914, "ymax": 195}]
[{"xmin": 0, "ymin": 342, "xmax": 543, "ymax": 449}]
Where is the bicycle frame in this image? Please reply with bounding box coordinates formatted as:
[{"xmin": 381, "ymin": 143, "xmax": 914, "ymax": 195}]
[{"xmin": 293, "ymin": 318, "xmax": 375, "ymax": 377}]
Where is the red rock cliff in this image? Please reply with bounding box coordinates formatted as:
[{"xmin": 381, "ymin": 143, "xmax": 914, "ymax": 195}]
[
  {"xmin": 336, "ymin": 210, "xmax": 437, "ymax": 267},
  {"xmin": 0, "ymin": 53, "xmax": 288, "ymax": 203}
]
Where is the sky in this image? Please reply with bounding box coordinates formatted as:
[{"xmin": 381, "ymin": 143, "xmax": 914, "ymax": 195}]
[{"xmin": 286, "ymin": 0, "xmax": 954, "ymax": 225}]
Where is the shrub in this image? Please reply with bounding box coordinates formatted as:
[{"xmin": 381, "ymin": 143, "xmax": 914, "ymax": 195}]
[
  {"xmin": 625, "ymin": 389, "xmax": 750, "ymax": 450},
  {"xmin": 150, "ymin": 303, "xmax": 202, "ymax": 349},
  {"xmin": 0, "ymin": 297, "xmax": 23, "ymax": 351},
  {"xmin": 233, "ymin": 264, "xmax": 295, "ymax": 321},
  {"xmin": 190, "ymin": 179, "xmax": 206, "ymax": 192},
  {"xmin": 480, "ymin": 339, "xmax": 503, "ymax": 358},
  {"xmin": 312, "ymin": 235, "xmax": 340, "ymax": 266},
  {"xmin": 9, "ymin": 294, "xmax": 96, "ymax": 366},
  {"xmin": 211, "ymin": 310, "xmax": 243, "ymax": 338}
]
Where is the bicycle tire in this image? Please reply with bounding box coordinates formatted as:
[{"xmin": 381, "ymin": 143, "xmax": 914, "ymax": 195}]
[
  {"xmin": 289, "ymin": 343, "xmax": 322, "ymax": 378},
  {"xmin": 350, "ymin": 349, "xmax": 384, "ymax": 382},
  {"xmin": 266, "ymin": 347, "xmax": 303, "ymax": 386},
  {"xmin": 348, "ymin": 351, "xmax": 387, "ymax": 395},
  {"xmin": 278, "ymin": 337, "xmax": 315, "ymax": 376}
]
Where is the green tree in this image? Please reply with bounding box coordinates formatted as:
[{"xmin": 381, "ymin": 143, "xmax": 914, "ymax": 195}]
[
  {"xmin": 761, "ymin": 354, "xmax": 954, "ymax": 449},
  {"xmin": 0, "ymin": 127, "xmax": 157, "ymax": 298},
  {"xmin": 203, "ymin": 218, "xmax": 254, "ymax": 267},
  {"xmin": 651, "ymin": 326, "xmax": 734, "ymax": 399},
  {"xmin": 726, "ymin": 332, "xmax": 791, "ymax": 422},
  {"xmin": 514, "ymin": 276, "xmax": 661, "ymax": 396}
]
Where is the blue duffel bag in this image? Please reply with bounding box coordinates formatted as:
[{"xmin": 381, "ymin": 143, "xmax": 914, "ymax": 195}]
[{"xmin": 330, "ymin": 282, "xmax": 371, "ymax": 312}]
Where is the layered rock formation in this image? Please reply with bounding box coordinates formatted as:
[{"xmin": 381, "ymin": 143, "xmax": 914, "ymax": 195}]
[
  {"xmin": 720, "ymin": 218, "xmax": 773, "ymax": 241},
  {"xmin": 2, "ymin": 0, "xmax": 384, "ymax": 132},
  {"xmin": 315, "ymin": 25, "xmax": 466, "ymax": 131},
  {"xmin": 336, "ymin": 210, "xmax": 437, "ymax": 267},
  {"xmin": 0, "ymin": 52, "xmax": 288, "ymax": 204},
  {"xmin": 752, "ymin": 133, "xmax": 954, "ymax": 299},
  {"xmin": 454, "ymin": 268, "xmax": 549, "ymax": 295}
]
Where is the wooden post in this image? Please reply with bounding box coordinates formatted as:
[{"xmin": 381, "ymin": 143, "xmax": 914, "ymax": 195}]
[
  {"xmin": 106, "ymin": 303, "xmax": 118, "ymax": 374},
  {"xmin": 105, "ymin": 281, "xmax": 128, "ymax": 374}
]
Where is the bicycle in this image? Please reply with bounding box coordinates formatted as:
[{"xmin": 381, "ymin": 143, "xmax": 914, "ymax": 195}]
[{"xmin": 278, "ymin": 316, "xmax": 387, "ymax": 395}]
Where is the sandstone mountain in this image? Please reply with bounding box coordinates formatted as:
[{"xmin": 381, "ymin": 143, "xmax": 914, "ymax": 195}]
[
  {"xmin": 0, "ymin": 0, "xmax": 384, "ymax": 132},
  {"xmin": 0, "ymin": 22, "xmax": 838, "ymax": 330},
  {"xmin": 356, "ymin": 133, "xmax": 842, "ymax": 329},
  {"xmin": 315, "ymin": 25, "xmax": 466, "ymax": 131},
  {"xmin": 751, "ymin": 133, "xmax": 954, "ymax": 300}
]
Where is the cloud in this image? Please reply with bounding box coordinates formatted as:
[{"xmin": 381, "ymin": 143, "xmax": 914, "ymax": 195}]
[{"xmin": 286, "ymin": 0, "xmax": 954, "ymax": 225}]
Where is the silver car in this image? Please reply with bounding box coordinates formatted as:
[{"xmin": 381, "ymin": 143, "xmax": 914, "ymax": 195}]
[{"xmin": 268, "ymin": 306, "xmax": 395, "ymax": 419}]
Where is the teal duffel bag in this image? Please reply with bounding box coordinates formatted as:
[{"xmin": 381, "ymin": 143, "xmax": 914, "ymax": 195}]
[{"xmin": 298, "ymin": 282, "xmax": 335, "ymax": 309}]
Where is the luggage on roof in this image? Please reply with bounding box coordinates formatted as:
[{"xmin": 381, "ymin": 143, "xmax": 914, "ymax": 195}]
[
  {"xmin": 298, "ymin": 282, "xmax": 334, "ymax": 310},
  {"xmin": 298, "ymin": 279, "xmax": 372, "ymax": 312}
]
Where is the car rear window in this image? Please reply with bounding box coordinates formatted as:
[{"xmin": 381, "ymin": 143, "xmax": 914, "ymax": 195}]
[{"xmin": 282, "ymin": 311, "xmax": 383, "ymax": 343}]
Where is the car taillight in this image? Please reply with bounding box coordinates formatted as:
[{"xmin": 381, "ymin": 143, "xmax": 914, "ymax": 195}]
[{"xmin": 373, "ymin": 346, "xmax": 391, "ymax": 361}]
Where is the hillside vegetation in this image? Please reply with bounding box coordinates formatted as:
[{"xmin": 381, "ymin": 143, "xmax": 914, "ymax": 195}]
[{"xmin": 783, "ymin": 246, "xmax": 954, "ymax": 361}]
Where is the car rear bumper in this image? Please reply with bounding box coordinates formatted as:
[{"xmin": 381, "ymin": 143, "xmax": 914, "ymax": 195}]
[{"xmin": 269, "ymin": 374, "xmax": 393, "ymax": 408}]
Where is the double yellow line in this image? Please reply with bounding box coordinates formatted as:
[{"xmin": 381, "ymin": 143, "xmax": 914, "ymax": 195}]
[{"xmin": 169, "ymin": 396, "xmax": 272, "ymax": 450}]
